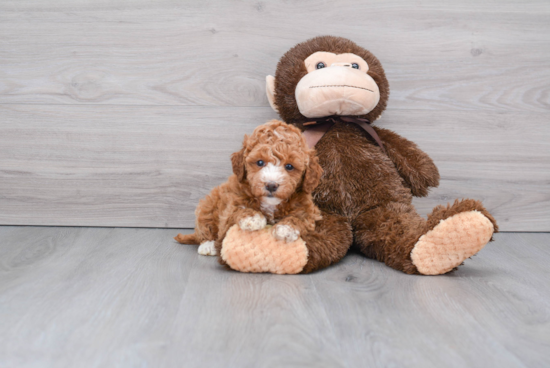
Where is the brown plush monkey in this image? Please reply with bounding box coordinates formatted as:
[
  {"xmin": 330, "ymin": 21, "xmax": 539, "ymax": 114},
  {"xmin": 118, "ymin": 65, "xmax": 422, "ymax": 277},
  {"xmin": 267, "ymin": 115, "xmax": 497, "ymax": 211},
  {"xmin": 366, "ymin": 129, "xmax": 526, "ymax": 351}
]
[{"xmin": 220, "ymin": 35, "xmax": 497, "ymax": 275}]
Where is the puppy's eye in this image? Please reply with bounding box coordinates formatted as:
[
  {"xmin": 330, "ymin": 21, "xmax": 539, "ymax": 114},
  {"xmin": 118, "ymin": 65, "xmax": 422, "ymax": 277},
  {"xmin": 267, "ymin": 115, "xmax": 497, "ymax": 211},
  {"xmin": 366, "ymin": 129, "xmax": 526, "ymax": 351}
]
[
  {"xmin": 256, "ymin": 160, "xmax": 265, "ymax": 167},
  {"xmin": 316, "ymin": 62, "xmax": 325, "ymax": 69},
  {"xmin": 285, "ymin": 164, "xmax": 294, "ymax": 171},
  {"xmin": 351, "ymin": 63, "xmax": 359, "ymax": 69}
]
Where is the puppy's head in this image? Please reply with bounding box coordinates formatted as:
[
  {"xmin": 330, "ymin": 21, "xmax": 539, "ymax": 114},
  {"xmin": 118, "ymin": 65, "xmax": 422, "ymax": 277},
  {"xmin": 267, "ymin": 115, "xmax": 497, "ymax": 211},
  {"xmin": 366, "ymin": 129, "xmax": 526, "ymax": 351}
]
[{"xmin": 231, "ymin": 120, "xmax": 322, "ymax": 200}]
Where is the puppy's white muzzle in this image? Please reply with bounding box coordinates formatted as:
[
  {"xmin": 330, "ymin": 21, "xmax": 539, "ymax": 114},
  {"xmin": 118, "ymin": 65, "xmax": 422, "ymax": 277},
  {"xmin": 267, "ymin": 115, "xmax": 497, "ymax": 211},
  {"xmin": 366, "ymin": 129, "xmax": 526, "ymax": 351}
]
[{"xmin": 259, "ymin": 163, "xmax": 285, "ymax": 196}]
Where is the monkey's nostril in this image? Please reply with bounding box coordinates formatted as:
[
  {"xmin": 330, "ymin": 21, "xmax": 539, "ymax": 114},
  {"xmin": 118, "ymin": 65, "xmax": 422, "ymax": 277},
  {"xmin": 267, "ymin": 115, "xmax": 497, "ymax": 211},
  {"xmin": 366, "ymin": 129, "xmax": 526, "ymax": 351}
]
[{"xmin": 266, "ymin": 182, "xmax": 279, "ymax": 193}]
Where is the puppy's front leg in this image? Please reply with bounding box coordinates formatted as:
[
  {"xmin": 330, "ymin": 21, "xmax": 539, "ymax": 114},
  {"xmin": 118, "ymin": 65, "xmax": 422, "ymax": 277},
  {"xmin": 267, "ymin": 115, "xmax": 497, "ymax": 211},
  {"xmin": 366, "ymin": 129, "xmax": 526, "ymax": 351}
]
[
  {"xmin": 237, "ymin": 209, "xmax": 267, "ymax": 231},
  {"xmin": 214, "ymin": 209, "xmax": 266, "ymax": 256},
  {"xmin": 272, "ymin": 222, "xmax": 301, "ymax": 243},
  {"xmin": 272, "ymin": 215, "xmax": 315, "ymax": 243}
]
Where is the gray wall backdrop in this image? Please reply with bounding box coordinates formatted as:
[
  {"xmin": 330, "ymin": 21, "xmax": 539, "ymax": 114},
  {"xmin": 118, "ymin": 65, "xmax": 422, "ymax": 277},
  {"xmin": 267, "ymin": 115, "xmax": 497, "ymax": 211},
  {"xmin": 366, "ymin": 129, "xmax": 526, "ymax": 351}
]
[{"xmin": 1, "ymin": 0, "xmax": 549, "ymax": 231}]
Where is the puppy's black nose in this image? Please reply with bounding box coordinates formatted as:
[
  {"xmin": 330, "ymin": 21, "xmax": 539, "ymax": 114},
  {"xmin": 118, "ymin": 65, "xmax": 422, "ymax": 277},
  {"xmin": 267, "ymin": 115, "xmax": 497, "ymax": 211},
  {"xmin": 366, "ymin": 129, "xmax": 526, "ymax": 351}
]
[{"xmin": 266, "ymin": 182, "xmax": 279, "ymax": 193}]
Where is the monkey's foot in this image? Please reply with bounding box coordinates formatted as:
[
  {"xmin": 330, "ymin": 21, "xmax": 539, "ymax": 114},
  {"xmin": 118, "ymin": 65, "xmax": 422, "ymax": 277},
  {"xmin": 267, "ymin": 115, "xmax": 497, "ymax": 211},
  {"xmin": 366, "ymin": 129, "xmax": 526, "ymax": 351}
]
[
  {"xmin": 220, "ymin": 225, "xmax": 308, "ymax": 275},
  {"xmin": 411, "ymin": 211, "xmax": 494, "ymax": 275}
]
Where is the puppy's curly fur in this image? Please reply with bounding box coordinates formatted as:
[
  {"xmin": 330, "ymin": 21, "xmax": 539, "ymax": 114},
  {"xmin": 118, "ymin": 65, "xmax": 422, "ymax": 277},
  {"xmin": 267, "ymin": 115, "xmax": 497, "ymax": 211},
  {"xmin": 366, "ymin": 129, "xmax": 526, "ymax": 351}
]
[{"xmin": 175, "ymin": 120, "xmax": 323, "ymax": 253}]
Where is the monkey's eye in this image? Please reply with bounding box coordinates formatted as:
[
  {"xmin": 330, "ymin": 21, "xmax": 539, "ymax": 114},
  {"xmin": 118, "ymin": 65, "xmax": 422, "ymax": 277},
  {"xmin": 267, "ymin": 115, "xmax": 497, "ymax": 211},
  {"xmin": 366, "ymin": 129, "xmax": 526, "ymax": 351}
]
[
  {"xmin": 285, "ymin": 164, "xmax": 294, "ymax": 171},
  {"xmin": 351, "ymin": 63, "xmax": 359, "ymax": 69},
  {"xmin": 257, "ymin": 160, "xmax": 265, "ymax": 167},
  {"xmin": 316, "ymin": 62, "xmax": 325, "ymax": 69}
]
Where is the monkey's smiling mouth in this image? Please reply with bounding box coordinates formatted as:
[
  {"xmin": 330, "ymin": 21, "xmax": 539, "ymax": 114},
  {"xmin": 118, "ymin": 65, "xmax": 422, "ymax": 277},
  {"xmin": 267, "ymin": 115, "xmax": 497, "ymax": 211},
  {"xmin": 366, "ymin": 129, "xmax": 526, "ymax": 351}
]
[{"xmin": 310, "ymin": 85, "xmax": 374, "ymax": 92}]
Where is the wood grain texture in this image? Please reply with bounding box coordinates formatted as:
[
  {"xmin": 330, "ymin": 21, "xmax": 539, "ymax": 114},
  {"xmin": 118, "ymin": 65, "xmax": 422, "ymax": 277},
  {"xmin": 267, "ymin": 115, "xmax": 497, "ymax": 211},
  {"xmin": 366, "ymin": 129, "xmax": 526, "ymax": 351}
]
[
  {"xmin": 0, "ymin": 0, "xmax": 549, "ymax": 229},
  {"xmin": 0, "ymin": 0, "xmax": 549, "ymax": 112},
  {"xmin": 0, "ymin": 226, "xmax": 549, "ymax": 367},
  {"xmin": 0, "ymin": 105, "xmax": 548, "ymax": 230},
  {"xmin": 0, "ymin": 105, "xmax": 265, "ymax": 228}
]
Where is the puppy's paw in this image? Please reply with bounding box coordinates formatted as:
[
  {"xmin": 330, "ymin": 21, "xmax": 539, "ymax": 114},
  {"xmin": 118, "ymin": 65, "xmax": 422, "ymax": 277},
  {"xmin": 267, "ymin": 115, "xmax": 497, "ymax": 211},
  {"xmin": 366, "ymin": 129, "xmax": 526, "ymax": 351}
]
[
  {"xmin": 239, "ymin": 214, "xmax": 267, "ymax": 231},
  {"xmin": 198, "ymin": 241, "xmax": 217, "ymax": 256},
  {"xmin": 273, "ymin": 224, "xmax": 300, "ymax": 243}
]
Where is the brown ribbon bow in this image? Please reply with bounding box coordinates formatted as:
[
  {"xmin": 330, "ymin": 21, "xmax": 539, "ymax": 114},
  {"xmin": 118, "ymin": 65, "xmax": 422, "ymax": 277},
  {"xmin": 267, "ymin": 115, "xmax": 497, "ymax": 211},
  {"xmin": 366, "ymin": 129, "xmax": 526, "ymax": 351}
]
[{"xmin": 302, "ymin": 115, "xmax": 386, "ymax": 154}]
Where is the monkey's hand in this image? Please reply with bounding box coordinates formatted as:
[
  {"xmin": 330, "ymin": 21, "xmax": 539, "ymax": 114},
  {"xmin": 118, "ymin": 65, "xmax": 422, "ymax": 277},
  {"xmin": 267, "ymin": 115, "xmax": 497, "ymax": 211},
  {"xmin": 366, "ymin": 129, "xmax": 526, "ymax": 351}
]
[{"xmin": 374, "ymin": 127, "xmax": 440, "ymax": 197}]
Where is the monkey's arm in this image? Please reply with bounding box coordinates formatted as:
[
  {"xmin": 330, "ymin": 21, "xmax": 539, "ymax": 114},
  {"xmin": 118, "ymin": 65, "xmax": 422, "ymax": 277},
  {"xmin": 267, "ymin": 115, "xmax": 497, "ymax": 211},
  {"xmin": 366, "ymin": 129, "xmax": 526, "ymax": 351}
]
[{"xmin": 374, "ymin": 127, "xmax": 440, "ymax": 197}]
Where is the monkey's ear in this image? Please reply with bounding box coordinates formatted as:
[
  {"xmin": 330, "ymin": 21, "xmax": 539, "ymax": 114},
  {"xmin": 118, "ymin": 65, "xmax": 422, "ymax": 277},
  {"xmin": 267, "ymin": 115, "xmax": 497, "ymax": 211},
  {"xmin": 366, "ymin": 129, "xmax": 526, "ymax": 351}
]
[
  {"xmin": 231, "ymin": 138, "xmax": 247, "ymax": 182},
  {"xmin": 266, "ymin": 75, "xmax": 278, "ymax": 112}
]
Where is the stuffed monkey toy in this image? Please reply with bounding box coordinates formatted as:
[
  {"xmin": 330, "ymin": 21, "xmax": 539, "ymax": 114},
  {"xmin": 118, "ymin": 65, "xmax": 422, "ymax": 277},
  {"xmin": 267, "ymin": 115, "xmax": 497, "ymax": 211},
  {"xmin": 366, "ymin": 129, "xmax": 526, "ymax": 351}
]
[{"xmin": 220, "ymin": 35, "xmax": 497, "ymax": 275}]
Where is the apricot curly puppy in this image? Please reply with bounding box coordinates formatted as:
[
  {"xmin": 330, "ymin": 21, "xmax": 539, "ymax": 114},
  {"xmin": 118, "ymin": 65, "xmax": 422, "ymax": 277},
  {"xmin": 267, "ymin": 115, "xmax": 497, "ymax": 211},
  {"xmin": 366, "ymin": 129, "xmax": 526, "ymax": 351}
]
[{"xmin": 175, "ymin": 120, "xmax": 323, "ymax": 256}]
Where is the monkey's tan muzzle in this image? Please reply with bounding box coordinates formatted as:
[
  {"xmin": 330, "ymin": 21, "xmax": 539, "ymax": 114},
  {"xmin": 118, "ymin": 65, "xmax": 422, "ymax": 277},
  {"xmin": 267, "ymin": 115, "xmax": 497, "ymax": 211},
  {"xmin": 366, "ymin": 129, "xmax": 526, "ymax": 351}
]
[{"xmin": 295, "ymin": 66, "xmax": 380, "ymax": 118}]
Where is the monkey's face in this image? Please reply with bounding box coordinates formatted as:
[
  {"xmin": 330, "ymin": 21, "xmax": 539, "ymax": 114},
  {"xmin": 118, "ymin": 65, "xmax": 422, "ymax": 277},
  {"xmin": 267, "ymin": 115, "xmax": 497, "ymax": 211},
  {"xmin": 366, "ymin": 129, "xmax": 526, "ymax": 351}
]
[
  {"xmin": 266, "ymin": 36, "xmax": 389, "ymax": 124},
  {"xmin": 294, "ymin": 52, "xmax": 380, "ymax": 118}
]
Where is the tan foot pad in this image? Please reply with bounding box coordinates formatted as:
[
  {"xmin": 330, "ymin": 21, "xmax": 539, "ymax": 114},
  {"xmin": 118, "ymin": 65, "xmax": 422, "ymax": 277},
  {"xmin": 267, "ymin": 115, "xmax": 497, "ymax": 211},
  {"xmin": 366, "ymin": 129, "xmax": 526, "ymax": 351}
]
[
  {"xmin": 221, "ymin": 225, "xmax": 309, "ymax": 275},
  {"xmin": 411, "ymin": 211, "xmax": 494, "ymax": 275}
]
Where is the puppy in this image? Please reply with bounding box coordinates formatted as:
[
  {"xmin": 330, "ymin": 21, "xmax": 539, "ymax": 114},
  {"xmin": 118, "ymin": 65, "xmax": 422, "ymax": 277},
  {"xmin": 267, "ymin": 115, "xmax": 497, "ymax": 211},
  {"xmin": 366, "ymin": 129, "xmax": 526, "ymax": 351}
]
[{"xmin": 175, "ymin": 120, "xmax": 323, "ymax": 256}]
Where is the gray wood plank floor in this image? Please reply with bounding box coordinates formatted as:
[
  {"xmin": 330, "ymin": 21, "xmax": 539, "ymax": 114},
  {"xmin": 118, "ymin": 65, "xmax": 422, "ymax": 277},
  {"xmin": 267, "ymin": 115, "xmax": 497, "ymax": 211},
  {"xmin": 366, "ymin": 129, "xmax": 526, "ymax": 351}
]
[{"xmin": 1, "ymin": 226, "xmax": 549, "ymax": 368}]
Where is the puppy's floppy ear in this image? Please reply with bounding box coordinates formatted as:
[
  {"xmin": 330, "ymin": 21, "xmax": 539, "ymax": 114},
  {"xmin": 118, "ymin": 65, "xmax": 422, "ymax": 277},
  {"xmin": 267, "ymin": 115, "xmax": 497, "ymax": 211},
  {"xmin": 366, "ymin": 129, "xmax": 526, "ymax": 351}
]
[
  {"xmin": 231, "ymin": 137, "xmax": 247, "ymax": 182},
  {"xmin": 302, "ymin": 151, "xmax": 323, "ymax": 193}
]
